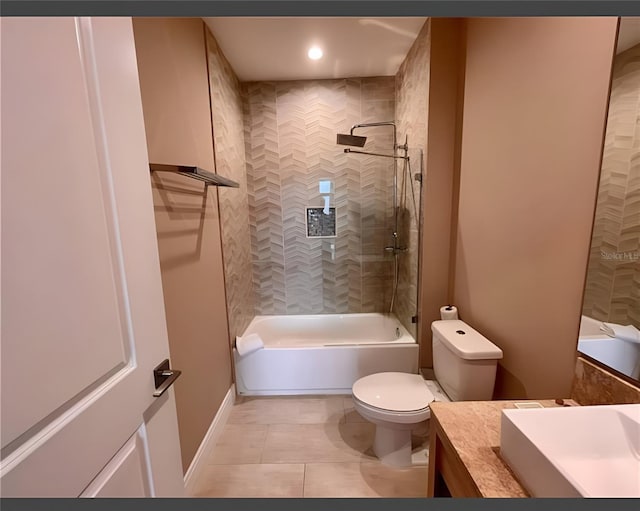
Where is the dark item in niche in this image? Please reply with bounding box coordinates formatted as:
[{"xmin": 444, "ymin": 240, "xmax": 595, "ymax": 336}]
[{"xmin": 306, "ymin": 207, "xmax": 336, "ymax": 238}]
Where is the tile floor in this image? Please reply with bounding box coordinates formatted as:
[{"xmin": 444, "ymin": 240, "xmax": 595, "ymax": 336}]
[{"xmin": 191, "ymin": 395, "xmax": 430, "ymax": 498}]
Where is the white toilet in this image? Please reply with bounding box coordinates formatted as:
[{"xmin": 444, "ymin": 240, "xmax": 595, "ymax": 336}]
[{"xmin": 352, "ymin": 319, "xmax": 503, "ymax": 468}]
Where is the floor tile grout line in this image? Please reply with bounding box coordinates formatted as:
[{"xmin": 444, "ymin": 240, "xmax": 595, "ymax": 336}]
[
  {"xmin": 302, "ymin": 463, "xmax": 307, "ymax": 498},
  {"xmin": 193, "ymin": 462, "xmax": 428, "ymax": 498},
  {"xmin": 197, "ymin": 396, "xmax": 428, "ymax": 497},
  {"xmin": 259, "ymin": 424, "xmax": 269, "ymax": 464}
]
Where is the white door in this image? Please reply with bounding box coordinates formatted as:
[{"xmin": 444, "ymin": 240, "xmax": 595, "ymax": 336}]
[{"xmin": 1, "ymin": 17, "xmax": 184, "ymax": 497}]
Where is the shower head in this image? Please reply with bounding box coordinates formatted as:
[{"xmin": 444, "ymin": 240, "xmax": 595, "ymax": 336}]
[
  {"xmin": 337, "ymin": 121, "xmax": 396, "ymax": 148},
  {"xmin": 336, "ymin": 133, "xmax": 367, "ymax": 148}
]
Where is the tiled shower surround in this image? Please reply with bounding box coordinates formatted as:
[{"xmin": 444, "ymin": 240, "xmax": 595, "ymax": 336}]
[
  {"xmin": 242, "ymin": 78, "xmax": 400, "ymax": 315},
  {"xmin": 582, "ymin": 43, "xmax": 640, "ymax": 329},
  {"xmin": 395, "ymin": 20, "xmax": 430, "ymax": 339},
  {"xmin": 207, "ymin": 21, "xmax": 429, "ymax": 340},
  {"xmin": 207, "ymin": 30, "xmax": 255, "ymax": 342}
]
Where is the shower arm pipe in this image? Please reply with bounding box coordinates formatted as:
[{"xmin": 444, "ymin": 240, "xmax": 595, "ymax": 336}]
[
  {"xmin": 343, "ymin": 148, "xmax": 409, "ymax": 160},
  {"xmin": 349, "ymin": 121, "xmax": 407, "ymax": 151}
]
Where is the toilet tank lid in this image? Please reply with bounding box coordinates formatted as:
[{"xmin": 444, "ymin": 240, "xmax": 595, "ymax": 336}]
[{"xmin": 431, "ymin": 320, "xmax": 503, "ymax": 360}]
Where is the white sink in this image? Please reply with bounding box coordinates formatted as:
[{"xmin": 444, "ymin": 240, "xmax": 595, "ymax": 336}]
[{"xmin": 500, "ymin": 404, "xmax": 640, "ymax": 497}]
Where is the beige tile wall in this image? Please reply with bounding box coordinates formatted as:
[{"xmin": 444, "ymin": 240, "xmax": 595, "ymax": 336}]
[
  {"xmin": 206, "ymin": 28, "xmax": 255, "ymax": 342},
  {"xmin": 208, "ymin": 25, "xmax": 431, "ymax": 326},
  {"xmin": 242, "ymin": 78, "xmax": 397, "ymax": 315},
  {"xmin": 395, "ymin": 21, "xmax": 430, "ymax": 342},
  {"xmin": 582, "ymin": 43, "xmax": 640, "ymax": 329}
]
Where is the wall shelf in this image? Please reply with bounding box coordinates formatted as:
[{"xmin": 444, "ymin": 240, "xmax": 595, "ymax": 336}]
[{"xmin": 149, "ymin": 163, "xmax": 239, "ymax": 188}]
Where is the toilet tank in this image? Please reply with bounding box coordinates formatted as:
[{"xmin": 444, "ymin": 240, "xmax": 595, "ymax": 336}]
[{"xmin": 431, "ymin": 320, "xmax": 503, "ymax": 401}]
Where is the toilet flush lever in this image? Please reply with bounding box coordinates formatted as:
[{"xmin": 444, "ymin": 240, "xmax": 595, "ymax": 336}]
[{"xmin": 153, "ymin": 358, "xmax": 182, "ymax": 397}]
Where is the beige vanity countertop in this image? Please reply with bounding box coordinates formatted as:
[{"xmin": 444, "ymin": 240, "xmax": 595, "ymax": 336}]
[{"xmin": 429, "ymin": 399, "xmax": 579, "ymax": 498}]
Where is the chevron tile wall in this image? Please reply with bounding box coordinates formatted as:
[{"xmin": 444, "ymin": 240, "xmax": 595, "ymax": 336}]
[
  {"xmin": 206, "ymin": 29, "xmax": 255, "ymax": 343},
  {"xmin": 583, "ymin": 43, "xmax": 640, "ymax": 329},
  {"xmin": 243, "ymin": 77, "xmax": 400, "ymax": 315},
  {"xmin": 394, "ymin": 21, "xmax": 431, "ymax": 339},
  {"xmin": 206, "ymin": 22, "xmax": 429, "ymax": 336}
]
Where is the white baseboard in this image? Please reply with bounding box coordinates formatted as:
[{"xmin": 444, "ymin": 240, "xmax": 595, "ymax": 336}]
[{"xmin": 183, "ymin": 384, "xmax": 236, "ymax": 496}]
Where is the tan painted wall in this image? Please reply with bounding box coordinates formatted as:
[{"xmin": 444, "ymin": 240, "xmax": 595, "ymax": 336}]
[
  {"xmin": 452, "ymin": 18, "xmax": 617, "ymax": 399},
  {"xmin": 133, "ymin": 18, "xmax": 232, "ymax": 473},
  {"xmin": 416, "ymin": 19, "xmax": 466, "ymax": 368}
]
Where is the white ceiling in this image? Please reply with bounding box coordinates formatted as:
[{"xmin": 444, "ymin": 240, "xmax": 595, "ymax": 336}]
[
  {"xmin": 204, "ymin": 17, "xmax": 638, "ymax": 80},
  {"xmin": 203, "ymin": 17, "xmax": 427, "ymax": 82},
  {"xmin": 617, "ymin": 17, "xmax": 640, "ymax": 54}
]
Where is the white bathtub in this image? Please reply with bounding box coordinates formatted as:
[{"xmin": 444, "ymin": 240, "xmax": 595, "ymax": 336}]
[
  {"xmin": 578, "ymin": 315, "xmax": 640, "ymax": 380},
  {"xmin": 233, "ymin": 313, "xmax": 419, "ymax": 395}
]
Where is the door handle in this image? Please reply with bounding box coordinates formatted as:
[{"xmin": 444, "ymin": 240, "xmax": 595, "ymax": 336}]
[{"xmin": 153, "ymin": 359, "xmax": 182, "ymax": 397}]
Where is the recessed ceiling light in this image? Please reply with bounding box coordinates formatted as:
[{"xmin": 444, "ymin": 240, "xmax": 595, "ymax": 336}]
[{"xmin": 308, "ymin": 46, "xmax": 323, "ymax": 60}]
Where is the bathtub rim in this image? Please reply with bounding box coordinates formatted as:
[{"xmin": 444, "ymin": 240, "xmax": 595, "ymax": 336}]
[{"xmin": 240, "ymin": 312, "xmax": 417, "ymax": 348}]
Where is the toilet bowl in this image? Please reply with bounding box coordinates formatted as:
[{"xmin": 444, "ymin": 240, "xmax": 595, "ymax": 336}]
[
  {"xmin": 352, "ymin": 319, "xmax": 503, "ymax": 468},
  {"xmin": 352, "ymin": 372, "xmax": 434, "ymax": 468}
]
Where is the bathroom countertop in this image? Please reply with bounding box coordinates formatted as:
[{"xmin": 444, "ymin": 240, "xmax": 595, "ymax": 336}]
[{"xmin": 427, "ymin": 399, "xmax": 579, "ymax": 497}]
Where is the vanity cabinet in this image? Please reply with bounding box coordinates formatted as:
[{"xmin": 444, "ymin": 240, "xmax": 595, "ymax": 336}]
[
  {"xmin": 427, "ymin": 400, "xmax": 576, "ymax": 497},
  {"xmin": 428, "ymin": 417, "xmax": 484, "ymax": 497}
]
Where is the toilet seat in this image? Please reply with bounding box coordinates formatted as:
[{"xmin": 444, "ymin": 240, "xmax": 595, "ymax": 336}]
[
  {"xmin": 352, "ymin": 372, "xmax": 435, "ymax": 412},
  {"xmin": 353, "ymin": 395, "xmax": 432, "ymax": 424}
]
